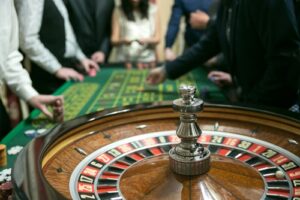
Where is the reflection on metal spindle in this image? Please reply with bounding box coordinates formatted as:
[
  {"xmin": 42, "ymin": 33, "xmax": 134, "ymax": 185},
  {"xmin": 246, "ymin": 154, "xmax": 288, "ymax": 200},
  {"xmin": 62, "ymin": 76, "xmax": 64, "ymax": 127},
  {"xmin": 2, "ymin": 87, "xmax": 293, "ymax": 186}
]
[{"xmin": 169, "ymin": 85, "xmax": 211, "ymax": 175}]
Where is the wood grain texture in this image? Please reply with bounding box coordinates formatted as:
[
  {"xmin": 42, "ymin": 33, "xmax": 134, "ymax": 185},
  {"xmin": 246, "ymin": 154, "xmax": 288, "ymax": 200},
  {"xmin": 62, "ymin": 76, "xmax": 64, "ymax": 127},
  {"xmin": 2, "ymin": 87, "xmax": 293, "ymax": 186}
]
[{"xmin": 120, "ymin": 155, "xmax": 264, "ymax": 200}]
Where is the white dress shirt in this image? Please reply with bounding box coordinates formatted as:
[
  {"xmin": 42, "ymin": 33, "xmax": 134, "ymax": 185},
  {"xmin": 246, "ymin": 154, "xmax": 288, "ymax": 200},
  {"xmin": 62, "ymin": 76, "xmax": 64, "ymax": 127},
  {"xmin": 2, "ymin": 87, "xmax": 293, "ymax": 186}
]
[
  {"xmin": 15, "ymin": 0, "xmax": 86, "ymax": 74},
  {"xmin": 0, "ymin": 0, "xmax": 38, "ymax": 101}
]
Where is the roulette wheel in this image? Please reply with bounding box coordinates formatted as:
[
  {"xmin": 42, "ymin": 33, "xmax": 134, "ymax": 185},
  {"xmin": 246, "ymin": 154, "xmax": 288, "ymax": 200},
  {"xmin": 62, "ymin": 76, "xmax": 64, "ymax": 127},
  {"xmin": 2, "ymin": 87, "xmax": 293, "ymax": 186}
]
[{"xmin": 12, "ymin": 86, "xmax": 300, "ymax": 200}]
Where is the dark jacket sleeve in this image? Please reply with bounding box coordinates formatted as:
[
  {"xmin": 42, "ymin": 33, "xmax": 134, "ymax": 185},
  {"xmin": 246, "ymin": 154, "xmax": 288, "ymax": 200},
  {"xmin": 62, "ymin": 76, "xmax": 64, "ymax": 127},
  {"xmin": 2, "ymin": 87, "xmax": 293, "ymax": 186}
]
[
  {"xmin": 165, "ymin": 0, "xmax": 183, "ymax": 48},
  {"xmin": 246, "ymin": 0, "xmax": 300, "ymax": 105},
  {"xmin": 96, "ymin": 0, "xmax": 115, "ymax": 56},
  {"xmin": 166, "ymin": 20, "xmax": 221, "ymax": 79},
  {"xmin": 100, "ymin": 37, "xmax": 111, "ymax": 56}
]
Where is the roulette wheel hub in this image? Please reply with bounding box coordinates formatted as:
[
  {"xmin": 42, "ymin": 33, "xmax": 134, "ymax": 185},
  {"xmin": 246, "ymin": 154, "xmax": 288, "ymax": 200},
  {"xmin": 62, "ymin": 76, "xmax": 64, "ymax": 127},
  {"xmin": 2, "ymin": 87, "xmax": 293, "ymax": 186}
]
[{"xmin": 169, "ymin": 85, "xmax": 211, "ymax": 176}]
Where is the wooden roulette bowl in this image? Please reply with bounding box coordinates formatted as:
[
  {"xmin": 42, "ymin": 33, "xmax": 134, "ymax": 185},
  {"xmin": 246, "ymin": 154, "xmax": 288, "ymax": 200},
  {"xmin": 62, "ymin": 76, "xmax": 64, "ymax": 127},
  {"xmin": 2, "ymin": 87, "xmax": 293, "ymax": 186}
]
[{"xmin": 12, "ymin": 102, "xmax": 300, "ymax": 200}]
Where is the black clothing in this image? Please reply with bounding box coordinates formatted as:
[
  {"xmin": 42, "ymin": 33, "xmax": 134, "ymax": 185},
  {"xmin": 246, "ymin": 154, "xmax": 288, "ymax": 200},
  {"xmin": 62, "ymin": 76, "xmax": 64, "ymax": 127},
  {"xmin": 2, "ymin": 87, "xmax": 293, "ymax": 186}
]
[
  {"xmin": 0, "ymin": 100, "xmax": 10, "ymax": 140},
  {"xmin": 64, "ymin": 0, "xmax": 114, "ymax": 60},
  {"xmin": 31, "ymin": 0, "xmax": 78, "ymax": 94},
  {"xmin": 295, "ymin": 0, "xmax": 300, "ymax": 28},
  {"xmin": 39, "ymin": 0, "xmax": 66, "ymax": 61},
  {"xmin": 166, "ymin": 0, "xmax": 300, "ymax": 108},
  {"xmin": 31, "ymin": 58, "xmax": 77, "ymax": 94},
  {"xmin": 294, "ymin": 0, "xmax": 300, "ymax": 105}
]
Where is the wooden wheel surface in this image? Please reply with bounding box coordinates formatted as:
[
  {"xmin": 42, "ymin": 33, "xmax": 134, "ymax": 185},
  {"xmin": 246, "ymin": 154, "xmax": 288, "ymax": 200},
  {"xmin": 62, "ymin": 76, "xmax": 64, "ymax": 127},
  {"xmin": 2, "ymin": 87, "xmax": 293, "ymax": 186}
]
[{"xmin": 12, "ymin": 103, "xmax": 300, "ymax": 200}]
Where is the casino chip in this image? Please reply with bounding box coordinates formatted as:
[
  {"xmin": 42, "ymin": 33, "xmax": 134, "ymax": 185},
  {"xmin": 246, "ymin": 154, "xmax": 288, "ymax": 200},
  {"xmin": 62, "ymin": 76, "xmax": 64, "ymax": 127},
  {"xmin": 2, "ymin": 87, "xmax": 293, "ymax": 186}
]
[
  {"xmin": 0, "ymin": 169, "xmax": 11, "ymax": 183},
  {"xmin": 136, "ymin": 124, "xmax": 147, "ymax": 129},
  {"xmin": 7, "ymin": 146, "xmax": 23, "ymax": 155},
  {"xmin": 24, "ymin": 130, "xmax": 36, "ymax": 138},
  {"xmin": 24, "ymin": 129, "xmax": 48, "ymax": 138},
  {"xmin": 37, "ymin": 129, "xmax": 47, "ymax": 135}
]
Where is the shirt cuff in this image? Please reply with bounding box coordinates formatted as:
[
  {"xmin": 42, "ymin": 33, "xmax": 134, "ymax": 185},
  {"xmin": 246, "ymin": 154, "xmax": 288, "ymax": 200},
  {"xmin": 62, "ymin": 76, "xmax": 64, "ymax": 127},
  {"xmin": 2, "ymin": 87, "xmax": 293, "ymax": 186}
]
[
  {"xmin": 46, "ymin": 60, "xmax": 62, "ymax": 74},
  {"xmin": 76, "ymin": 49, "xmax": 87, "ymax": 61},
  {"xmin": 17, "ymin": 84, "xmax": 39, "ymax": 101}
]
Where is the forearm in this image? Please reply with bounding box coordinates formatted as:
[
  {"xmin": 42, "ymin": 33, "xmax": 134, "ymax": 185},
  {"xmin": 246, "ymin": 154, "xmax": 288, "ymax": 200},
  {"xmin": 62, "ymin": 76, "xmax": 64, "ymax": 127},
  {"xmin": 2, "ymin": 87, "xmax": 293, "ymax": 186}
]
[
  {"xmin": 166, "ymin": 44, "xmax": 209, "ymax": 79},
  {"xmin": 165, "ymin": 27, "xmax": 179, "ymax": 48},
  {"xmin": 111, "ymin": 38, "xmax": 131, "ymax": 46},
  {"xmin": 1, "ymin": 0, "xmax": 39, "ymax": 101},
  {"xmin": 20, "ymin": 41, "xmax": 61, "ymax": 74},
  {"xmin": 165, "ymin": 0, "xmax": 182, "ymax": 48},
  {"xmin": 141, "ymin": 37, "xmax": 160, "ymax": 45},
  {"xmin": 76, "ymin": 48, "xmax": 87, "ymax": 61},
  {"xmin": 166, "ymin": 23, "xmax": 221, "ymax": 79},
  {"xmin": 3, "ymin": 51, "xmax": 38, "ymax": 101}
]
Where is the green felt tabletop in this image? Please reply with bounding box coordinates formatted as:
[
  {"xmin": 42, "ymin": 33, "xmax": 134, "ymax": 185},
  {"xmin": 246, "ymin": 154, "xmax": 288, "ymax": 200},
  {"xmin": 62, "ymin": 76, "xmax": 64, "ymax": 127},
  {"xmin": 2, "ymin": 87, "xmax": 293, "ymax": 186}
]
[{"xmin": 0, "ymin": 66, "xmax": 227, "ymax": 170}]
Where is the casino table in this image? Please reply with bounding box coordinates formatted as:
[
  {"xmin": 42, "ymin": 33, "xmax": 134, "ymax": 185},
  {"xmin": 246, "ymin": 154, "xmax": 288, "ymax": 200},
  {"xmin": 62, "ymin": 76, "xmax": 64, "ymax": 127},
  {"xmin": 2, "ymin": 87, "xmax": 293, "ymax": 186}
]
[
  {"xmin": 5, "ymin": 65, "xmax": 300, "ymax": 200},
  {"xmin": 0, "ymin": 65, "xmax": 227, "ymax": 170}
]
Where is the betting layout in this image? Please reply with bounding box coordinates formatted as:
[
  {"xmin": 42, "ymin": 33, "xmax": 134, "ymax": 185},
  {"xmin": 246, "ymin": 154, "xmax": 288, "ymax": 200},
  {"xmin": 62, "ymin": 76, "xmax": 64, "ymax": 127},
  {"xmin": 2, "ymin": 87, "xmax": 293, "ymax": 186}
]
[{"xmin": 31, "ymin": 68, "xmax": 225, "ymax": 129}]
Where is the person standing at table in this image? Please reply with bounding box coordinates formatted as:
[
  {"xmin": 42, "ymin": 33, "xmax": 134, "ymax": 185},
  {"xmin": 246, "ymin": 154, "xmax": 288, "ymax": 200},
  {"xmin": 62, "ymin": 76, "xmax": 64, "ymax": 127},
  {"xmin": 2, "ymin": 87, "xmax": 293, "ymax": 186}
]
[
  {"xmin": 64, "ymin": 0, "xmax": 115, "ymax": 64},
  {"xmin": 14, "ymin": 0, "xmax": 99, "ymax": 94},
  {"xmin": 147, "ymin": 0, "xmax": 300, "ymax": 109},
  {"xmin": 0, "ymin": 0, "xmax": 64, "ymax": 138},
  {"xmin": 111, "ymin": 0, "xmax": 161, "ymax": 69},
  {"xmin": 165, "ymin": 0, "xmax": 217, "ymax": 61}
]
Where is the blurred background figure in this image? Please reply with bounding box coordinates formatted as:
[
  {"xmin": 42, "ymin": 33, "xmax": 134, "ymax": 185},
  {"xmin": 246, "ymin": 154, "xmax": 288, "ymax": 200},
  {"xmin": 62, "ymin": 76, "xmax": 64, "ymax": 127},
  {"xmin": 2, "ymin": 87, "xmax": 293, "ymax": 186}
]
[
  {"xmin": 64, "ymin": 0, "xmax": 115, "ymax": 64},
  {"xmin": 0, "ymin": 0, "xmax": 64, "ymax": 139},
  {"xmin": 147, "ymin": 0, "xmax": 300, "ymax": 109},
  {"xmin": 164, "ymin": 0, "xmax": 220, "ymax": 61},
  {"xmin": 111, "ymin": 0, "xmax": 161, "ymax": 69},
  {"xmin": 15, "ymin": 0, "xmax": 99, "ymax": 94}
]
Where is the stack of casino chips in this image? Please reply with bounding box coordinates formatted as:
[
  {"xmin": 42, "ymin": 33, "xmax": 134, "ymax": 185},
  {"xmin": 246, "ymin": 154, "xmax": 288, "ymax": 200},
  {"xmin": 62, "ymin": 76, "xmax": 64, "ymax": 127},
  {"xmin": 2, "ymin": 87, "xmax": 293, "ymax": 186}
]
[
  {"xmin": 0, "ymin": 145, "xmax": 7, "ymax": 167},
  {"xmin": 0, "ymin": 169, "xmax": 12, "ymax": 200}
]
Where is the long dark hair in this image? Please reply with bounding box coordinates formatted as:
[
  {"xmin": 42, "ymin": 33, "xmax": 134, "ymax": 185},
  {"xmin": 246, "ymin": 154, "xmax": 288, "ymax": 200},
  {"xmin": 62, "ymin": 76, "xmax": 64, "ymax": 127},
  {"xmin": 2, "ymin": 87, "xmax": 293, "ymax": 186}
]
[{"xmin": 121, "ymin": 0, "xmax": 149, "ymax": 21}]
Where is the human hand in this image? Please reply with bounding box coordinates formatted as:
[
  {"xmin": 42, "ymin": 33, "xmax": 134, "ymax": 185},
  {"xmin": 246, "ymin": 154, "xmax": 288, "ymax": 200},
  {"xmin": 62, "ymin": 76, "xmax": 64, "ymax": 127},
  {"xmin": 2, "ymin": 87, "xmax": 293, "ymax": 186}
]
[
  {"xmin": 137, "ymin": 62, "xmax": 156, "ymax": 70},
  {"xmin": 189, "ymin": 10, "xmax": 210, "ymax": 30},
  {"xmin": 208, "ymin": 71, "xmax": 232, "ymax": 87},
  {"xmin": 55, "ymin": 67, "xmax": 84, "ymax": 81},
  {"xmin": 28, "ymin": 95, "xmax": 64, "ymax": 122},
  {"xmin": 123, "ymin": 38, "xmax": 133, "ymax": 45},
  {"xmin": 136, "ymin": 38, "xmax": 149, "ymax": 45},
  {"xmin": 146, "ymin": 66, "xmax": 167, "ymax": 85},
  {"xmin": 165, "ymin": 48, "xmax": 176, "ymax": 61},
  {"xmin": 91, "ymin": 51, "xmax": 105, "ymax": 64},
  {"xmin": 80, "ymin": 58, "xmax": 100, "ymax": 76}
]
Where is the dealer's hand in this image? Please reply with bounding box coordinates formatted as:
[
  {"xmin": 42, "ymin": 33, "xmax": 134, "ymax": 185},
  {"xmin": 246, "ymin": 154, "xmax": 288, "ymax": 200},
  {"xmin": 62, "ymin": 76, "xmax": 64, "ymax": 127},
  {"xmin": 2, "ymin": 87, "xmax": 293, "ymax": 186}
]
[{"xmin": 146, "ymin": 66, "xmax": 167, "ymax": 85}]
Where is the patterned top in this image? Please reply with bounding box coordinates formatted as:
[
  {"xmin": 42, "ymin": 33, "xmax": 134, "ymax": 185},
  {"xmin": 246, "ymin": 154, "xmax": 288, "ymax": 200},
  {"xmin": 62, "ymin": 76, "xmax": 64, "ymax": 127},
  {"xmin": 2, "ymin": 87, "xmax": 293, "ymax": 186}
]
[{"xmin": 115, "ymin": 3, "xmax": 157, "ymax": 63}]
